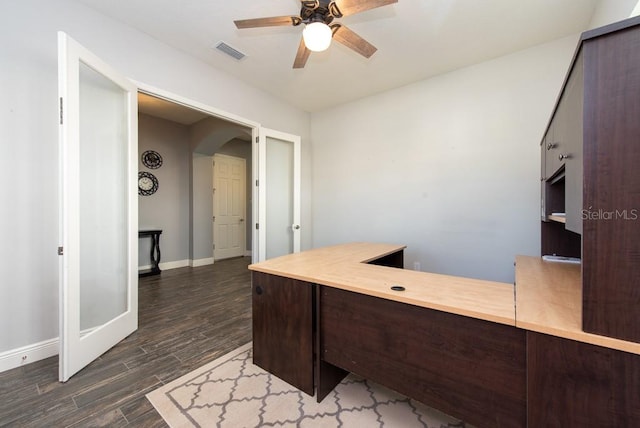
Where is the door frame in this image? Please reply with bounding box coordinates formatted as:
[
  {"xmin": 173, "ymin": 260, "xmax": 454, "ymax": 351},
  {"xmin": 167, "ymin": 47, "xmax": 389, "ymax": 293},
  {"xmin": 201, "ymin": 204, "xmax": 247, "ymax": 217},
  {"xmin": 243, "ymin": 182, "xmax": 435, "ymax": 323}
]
[
  {"xmin": 134, "ymin": 82, "xmax": 262, "ymax": 261},
  {"xmin": 258, "ymin": 128, "xmax": 301, "ymax": 261}
]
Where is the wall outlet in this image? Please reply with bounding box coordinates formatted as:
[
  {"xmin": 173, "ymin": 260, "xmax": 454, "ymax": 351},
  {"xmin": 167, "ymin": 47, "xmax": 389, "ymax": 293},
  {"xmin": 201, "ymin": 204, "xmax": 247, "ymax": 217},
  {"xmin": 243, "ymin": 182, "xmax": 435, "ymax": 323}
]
[{"xmin": 413, "ymin": 261, "xmax": 421, "ymax": 271}]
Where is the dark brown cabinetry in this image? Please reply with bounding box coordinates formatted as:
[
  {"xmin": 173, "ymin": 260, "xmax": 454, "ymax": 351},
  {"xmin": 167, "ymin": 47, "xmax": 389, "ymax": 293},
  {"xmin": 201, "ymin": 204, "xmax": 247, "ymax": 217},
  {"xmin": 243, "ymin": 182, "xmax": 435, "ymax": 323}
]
[
  {"xmin": 582, "ymin": 21, "xmax": 640, "ymax": 343},
  {"xmin": 541, "ymin": 17, "xmax": 640, "ymax": 344},
  {"xmin": 527, "ymin": 332, "xmax": 640, "ymax": 427},
  {"xmin": 541, "ymin": 51, "xmax": 583, "ymax": 236},
  {"xmin": 251, "ymin": 271, "xmax": 315, "ymax": 395},
  {"xmin": 321, "ymin": 287, "xmax": 526, "ymax": 428},
  {"xmin": 251, "ymin": 248, "xmax": 405, "ymax": 397}
]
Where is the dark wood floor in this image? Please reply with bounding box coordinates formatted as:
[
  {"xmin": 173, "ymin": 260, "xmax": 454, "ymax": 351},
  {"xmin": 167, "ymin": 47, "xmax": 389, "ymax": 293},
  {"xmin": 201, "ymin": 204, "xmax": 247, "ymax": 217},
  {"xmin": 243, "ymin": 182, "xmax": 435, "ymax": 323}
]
[{"xmin": 0, "ymin": 257, "xmax": 252, "ymax": 427}]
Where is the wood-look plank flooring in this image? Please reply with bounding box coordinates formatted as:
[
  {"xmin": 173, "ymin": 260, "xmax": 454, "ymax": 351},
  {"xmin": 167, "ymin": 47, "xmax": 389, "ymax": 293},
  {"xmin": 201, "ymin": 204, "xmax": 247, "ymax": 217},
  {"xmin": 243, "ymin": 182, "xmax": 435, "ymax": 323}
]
[{"xmin": 0, "ymin": 257, "xmax": 252, "ymax": 427}]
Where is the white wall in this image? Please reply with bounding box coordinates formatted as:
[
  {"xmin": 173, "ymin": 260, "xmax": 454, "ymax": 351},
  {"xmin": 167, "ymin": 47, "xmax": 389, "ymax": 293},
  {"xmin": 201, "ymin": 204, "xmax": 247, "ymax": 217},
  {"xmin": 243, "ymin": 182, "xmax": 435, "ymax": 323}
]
[
  {"xmin": 310, "ymin": 35, "xmax": 579, "ymax": 283},
  {"xmin": 589, "ymin": 0, "xmax": 640, "ymax": 28},
  {"xmin": 0, "ymin": 0, "xmax": 310, "ymax": 366}
]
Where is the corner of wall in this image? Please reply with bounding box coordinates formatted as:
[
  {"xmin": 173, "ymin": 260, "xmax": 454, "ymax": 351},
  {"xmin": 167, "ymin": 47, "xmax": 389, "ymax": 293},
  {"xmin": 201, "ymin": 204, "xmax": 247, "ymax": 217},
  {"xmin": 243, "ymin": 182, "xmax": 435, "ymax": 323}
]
[{"xmin": 588, "ymin": 0, "xmax": 640, "ymax": 29}]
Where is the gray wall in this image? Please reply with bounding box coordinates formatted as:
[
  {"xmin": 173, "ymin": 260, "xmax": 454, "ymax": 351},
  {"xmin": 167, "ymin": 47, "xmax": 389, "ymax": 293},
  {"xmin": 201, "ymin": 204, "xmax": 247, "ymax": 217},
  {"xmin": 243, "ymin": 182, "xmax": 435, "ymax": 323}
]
[
  {"xmin": 191, "ymin": 154, "xmax": 213, "ymax": 261},
  {"xmin": 138, "ymin": 114, "xmax": 191, "ymax": 266}
]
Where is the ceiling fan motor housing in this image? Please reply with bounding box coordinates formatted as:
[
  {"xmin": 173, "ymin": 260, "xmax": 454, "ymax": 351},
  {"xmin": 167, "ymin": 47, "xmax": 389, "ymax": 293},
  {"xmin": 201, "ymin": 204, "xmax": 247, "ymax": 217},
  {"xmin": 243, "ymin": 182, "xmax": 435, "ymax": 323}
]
[{"xmin": 300, "ymin": 0, "xmax": 343, "ymax": 24}]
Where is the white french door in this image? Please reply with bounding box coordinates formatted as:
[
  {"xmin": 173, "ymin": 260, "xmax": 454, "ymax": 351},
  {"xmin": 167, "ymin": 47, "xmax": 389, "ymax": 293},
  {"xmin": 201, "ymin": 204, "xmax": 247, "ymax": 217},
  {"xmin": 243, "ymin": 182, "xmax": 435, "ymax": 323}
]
[
  {"xmin": 58, "ymin": 32, "xmax": 138, "ymax": 381},
  {"xmin": 257, "ymin": 128, "xmax": 301, "ymax": 261}
]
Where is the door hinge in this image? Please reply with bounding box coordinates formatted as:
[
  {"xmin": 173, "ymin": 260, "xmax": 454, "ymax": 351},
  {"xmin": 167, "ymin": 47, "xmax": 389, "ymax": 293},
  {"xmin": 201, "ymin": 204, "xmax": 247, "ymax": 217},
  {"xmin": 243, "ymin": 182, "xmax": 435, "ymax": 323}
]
[
  {"xmin": 59, "ymin": 98, "xmax": 63, "ymax": 125},
  {"xmin": 255, "ymin": 136, "xmax": 259, "ymax": 143},
  {"xmin": 212, "ymin": 216, "xmax": 215, "ymax": 222},
  {"xmin": 57, "ymin": 246, "xmax": 64, "ymax": 256},
  {"xmin": 255, "ymin": 223, "xmax": 259, "ymax": 230},
  {"xmin": 255, "ymin": 180, "xmax": 259, "ymax": 187},
  {"xmin": 213, "ymin": 243, "xmax": 215, "ymax": 250}
]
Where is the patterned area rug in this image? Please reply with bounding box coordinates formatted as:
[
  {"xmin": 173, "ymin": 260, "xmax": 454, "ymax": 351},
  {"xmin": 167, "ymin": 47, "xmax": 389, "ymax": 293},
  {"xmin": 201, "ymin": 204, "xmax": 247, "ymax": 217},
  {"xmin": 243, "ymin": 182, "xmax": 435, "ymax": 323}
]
[{"xmin": 147, "ymin": 343, "xmax": 471, "ymax": 427}]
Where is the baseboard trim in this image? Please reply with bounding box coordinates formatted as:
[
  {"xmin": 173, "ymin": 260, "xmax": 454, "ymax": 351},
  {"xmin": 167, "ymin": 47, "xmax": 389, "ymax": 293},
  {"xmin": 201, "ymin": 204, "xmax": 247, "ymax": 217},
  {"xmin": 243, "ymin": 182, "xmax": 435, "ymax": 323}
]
[
  {"xmin": 0, "ymin": 338, "xmax": 58, "ymax": 373},
  {"xmin": 139, "ymin": 259, "xmax": 190, "ymax": 272},
  {"xmin": 5, "ymin": 256, "xmax": 215, "ymax": 375},
  {"xmin": 190, "ymin": 258, "xmax": 214, "ymax": 267},
  {"xmin": 159, "ymin": 259, "xmax": 190, "ymax": 270}
]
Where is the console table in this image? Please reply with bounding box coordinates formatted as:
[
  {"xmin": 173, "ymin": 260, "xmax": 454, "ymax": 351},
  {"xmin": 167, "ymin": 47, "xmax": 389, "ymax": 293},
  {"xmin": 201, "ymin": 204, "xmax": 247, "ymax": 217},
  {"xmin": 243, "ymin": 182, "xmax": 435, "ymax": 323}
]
[{"xmin": 138, "ymin": 229, "xmax": 162, "ymax": 277}]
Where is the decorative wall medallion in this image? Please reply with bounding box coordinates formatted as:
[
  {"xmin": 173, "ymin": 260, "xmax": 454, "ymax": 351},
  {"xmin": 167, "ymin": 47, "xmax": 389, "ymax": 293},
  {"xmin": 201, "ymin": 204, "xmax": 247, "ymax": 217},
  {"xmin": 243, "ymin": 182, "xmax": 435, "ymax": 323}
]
[
  {"xmin": 138, "ymin": 171, "xmax": 159, "ymax": 196},
  {"xmin": 141, "ymin": 150, "xmax": 163, "ymax": 169}
]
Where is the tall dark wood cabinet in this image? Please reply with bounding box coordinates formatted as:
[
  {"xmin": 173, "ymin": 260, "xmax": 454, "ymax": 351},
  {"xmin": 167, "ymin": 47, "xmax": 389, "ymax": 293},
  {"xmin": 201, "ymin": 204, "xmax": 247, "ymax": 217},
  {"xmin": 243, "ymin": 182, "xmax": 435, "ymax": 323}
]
[
  {"xmin": 582, "ymin": 21, "xmax": 640, "ymax": 343},
  {"xmin": 541, "ymin": 16, "xmax": 640, "ymax": 344}
]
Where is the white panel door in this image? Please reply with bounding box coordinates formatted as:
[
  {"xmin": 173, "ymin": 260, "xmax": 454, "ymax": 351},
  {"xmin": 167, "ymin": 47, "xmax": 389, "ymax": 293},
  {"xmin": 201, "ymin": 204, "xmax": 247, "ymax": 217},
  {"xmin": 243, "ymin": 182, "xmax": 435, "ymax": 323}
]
[
  {"xmin": 58, "ymin": 32, "xmax": 138, "ymax": 381},
  {"xmin": 213, "ymin": 154, "xmax": 246, "ymax": 260},
  {"xmin": 257, "ymin": 128, "xmax": 301, "ymax": 261}
]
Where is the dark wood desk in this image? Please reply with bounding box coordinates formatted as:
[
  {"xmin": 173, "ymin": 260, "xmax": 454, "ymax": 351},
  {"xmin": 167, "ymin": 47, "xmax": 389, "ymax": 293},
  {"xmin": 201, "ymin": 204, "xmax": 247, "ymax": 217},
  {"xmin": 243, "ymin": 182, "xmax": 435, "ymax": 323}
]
[
  {"xmin": 249, "ymin": 243, "xmax": 640, "ymax": 428},
  {"xmin": 138, "ymin": 229, "xmax": 162, "ymax": 277}
]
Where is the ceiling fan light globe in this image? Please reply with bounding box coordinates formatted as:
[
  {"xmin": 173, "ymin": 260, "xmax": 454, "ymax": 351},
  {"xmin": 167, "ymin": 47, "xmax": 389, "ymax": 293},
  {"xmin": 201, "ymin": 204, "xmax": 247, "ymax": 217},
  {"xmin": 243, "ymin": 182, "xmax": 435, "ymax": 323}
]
[{"xmin": 303, "ymin": 22, "xmax": 332, "ymax": 52}]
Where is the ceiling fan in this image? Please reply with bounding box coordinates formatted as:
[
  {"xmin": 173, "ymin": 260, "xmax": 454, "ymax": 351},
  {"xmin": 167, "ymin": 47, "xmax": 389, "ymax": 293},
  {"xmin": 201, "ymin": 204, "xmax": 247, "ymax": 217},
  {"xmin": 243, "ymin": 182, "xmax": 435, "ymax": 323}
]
[{"xmin": 234, "ymin": 0, "xmax": 398, "ymax": 68}]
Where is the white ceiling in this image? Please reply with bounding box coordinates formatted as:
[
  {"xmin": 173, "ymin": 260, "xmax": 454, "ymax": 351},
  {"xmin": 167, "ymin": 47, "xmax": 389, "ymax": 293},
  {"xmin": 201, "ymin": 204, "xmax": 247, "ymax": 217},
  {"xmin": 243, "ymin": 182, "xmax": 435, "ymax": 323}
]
[{"xmin": 78, "ymin": 0, "xmax": 599, "ymax": 112}]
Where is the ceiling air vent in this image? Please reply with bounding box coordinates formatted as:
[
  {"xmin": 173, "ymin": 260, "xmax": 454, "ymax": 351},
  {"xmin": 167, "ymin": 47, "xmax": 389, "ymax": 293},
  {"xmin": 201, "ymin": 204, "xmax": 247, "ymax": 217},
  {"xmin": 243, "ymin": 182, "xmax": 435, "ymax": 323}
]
[{"xmin": 214, "ymin": 41, "xmax": 247, "ymax": 61}]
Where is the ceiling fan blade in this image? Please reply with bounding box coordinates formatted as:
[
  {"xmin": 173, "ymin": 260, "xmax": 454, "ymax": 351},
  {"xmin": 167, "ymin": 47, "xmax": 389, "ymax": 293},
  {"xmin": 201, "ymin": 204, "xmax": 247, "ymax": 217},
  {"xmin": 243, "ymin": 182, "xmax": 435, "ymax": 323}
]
[
  {"xmin": 331, "ymin": 24, "xmax": 377, "ymax": 58},
  {"xmin": 234, "ymin": 16, "xmax": 301, "ymax": 29},
  {"xmin": 330, "ymin": 0, "xmax": 397, "ymax": 18},
  {"xmin": 293, "ymin": 37, "xmax": 311, "ymax": 69}
]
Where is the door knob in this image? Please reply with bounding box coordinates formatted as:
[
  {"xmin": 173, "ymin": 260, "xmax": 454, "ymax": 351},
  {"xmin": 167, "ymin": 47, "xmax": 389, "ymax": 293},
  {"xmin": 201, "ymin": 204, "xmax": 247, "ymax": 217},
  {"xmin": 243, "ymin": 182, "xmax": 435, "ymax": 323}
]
[
  {"xmin": 239, "ymin": 218, "xmax": 244, "ymax": 222},
  {"xmin": 293, "ymin": 224, "xmax": 300, "ymax": 230}
]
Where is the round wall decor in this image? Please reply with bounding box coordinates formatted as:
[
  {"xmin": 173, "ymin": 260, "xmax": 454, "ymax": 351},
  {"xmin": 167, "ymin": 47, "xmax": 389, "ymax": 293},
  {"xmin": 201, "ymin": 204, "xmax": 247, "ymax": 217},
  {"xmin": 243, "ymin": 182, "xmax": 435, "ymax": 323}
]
[
  {"xmin": 141, "ymin": 150, "xmax": 163, "ymax": 169},
  {"xmin": 138, "ymin": 171, "xmax": 159, "ymax": 196}
]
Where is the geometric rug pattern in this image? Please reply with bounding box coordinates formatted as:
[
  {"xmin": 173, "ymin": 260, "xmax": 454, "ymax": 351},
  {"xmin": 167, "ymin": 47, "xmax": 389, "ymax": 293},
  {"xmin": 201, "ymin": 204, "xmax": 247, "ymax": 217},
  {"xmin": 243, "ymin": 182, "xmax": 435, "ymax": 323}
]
[{"xmin": 147, "ymin": 342, "xmax": 472, "ymax": 427}]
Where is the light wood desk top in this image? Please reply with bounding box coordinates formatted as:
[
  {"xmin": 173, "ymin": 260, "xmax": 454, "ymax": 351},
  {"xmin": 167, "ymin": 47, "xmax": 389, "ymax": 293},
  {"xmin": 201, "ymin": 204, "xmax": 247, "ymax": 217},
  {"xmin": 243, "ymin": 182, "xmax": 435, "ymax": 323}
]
[
  {"xmin": 249, "ymin": 242, "xmax": 516, "ymax": 326},
  {"xmin": 251, "ymin": 243, "xmax": 640, "ymax": 355},
  {"xmin": 515, "ymin": 255, "xmax": 640, "ymax": 354}
]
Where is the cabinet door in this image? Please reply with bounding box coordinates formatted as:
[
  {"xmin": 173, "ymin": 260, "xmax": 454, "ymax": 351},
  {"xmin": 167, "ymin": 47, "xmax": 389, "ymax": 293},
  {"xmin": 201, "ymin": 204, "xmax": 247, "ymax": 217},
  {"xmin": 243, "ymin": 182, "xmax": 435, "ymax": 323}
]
[
  {"xmin": 563, "ymin": 52, "xmax": 584, "ymax": 234},
  {"xmin": 252, "ymin": 272, "xmax": 314, "ymax": 395},
  {"xmin": 540, "ymin": 138, "xmax": 548, "ymax": 220},
  {"xmin": 545, "ymin": 106, "xmax": 563, "ymax": 179},
  {"xmin": 527, "ymin": 332, "xmax": 640, "ymax": 427}
]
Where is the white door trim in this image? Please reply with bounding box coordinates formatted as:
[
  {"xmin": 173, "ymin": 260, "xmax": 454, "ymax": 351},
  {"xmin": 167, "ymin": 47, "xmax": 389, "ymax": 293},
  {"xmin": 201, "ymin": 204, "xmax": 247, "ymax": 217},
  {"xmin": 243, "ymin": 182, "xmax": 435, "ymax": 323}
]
[
  {"xmin": 133, "ymin": 82, "xmax": 261, "ymax": 262},
  {"xmin": 258, "ymin": 127, "xmax": 301, "ymax": 261}
]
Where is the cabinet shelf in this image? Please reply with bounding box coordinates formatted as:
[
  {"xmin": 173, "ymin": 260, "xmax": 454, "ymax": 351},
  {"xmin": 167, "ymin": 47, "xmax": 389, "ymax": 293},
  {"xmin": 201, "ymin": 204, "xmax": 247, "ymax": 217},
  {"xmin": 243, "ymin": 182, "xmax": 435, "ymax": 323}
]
[{"xmin": 548, "ymin": 214, "xmax": 566, "ymax": 224}]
